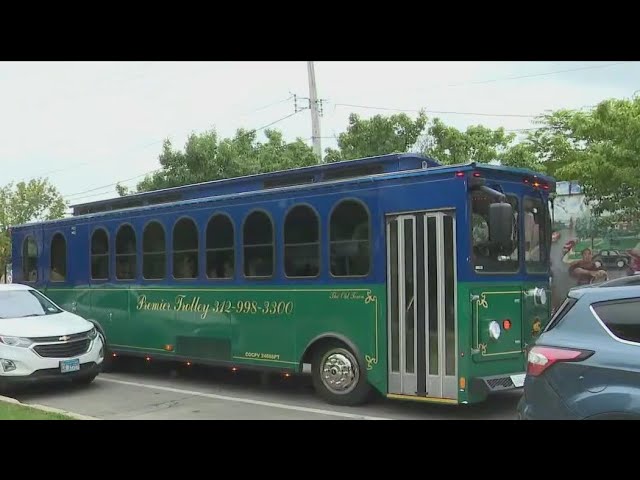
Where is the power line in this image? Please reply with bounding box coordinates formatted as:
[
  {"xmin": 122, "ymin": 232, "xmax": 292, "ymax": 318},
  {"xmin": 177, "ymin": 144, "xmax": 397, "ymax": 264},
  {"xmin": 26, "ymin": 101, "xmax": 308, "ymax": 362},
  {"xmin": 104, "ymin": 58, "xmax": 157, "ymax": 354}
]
[
  {"xmin": 249, "ymin": 110, "xmax": 301, "ymax": 132},
  {"xmin": 57, "ymin": 77, "xmax": 616, "ymax": 203},
  {"xmin": 64, "ymin": 169, "xmax": 163, "ymax": 200},
  {"xmin": 334, "ymin": 102, "xmax": 537, "ymax": 118},
  {"xmin": 446, "ymin": 62, "xmax": 630, "ymax": 87},
  {"xmin": 14, "ymin": 162, "xmax": 91, "ymax": 183},
  {"xmin": 244, "ymin": 94, "xmax": 294, "ymax": 114},
  {"xmin": 17, "ymin": 91, "xmax": 295, "ymax": 188},
  {"xmin": 62, "ymin": 110, "xmax": 304, "ymax": 203},
  {"xmin": 16, "ymin": 138, "xmax": 166, "ymax": 186}
]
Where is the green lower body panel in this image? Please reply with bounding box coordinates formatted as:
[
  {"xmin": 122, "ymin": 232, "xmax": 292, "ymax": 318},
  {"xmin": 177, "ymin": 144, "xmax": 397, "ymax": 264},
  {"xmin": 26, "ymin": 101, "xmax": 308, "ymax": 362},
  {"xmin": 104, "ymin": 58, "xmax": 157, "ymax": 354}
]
[
  {"xmin": 42, "ymin": 279, "xmax": 550, "ymax": 404},
  {"xmin": 43, "ymin": 284, "xmax": 389, "ymax": 395},
  {"xmin": 456, "ymin": 281, "xmax": 551, "ymax": 404}
]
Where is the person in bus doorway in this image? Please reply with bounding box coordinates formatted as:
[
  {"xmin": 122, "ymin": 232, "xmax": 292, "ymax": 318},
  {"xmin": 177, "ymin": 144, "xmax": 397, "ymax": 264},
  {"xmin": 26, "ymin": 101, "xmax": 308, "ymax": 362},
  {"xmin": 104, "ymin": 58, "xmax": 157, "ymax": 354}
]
[{"xmin": 568, "ymin": 248, "xmax": 607, "ymax": 286}]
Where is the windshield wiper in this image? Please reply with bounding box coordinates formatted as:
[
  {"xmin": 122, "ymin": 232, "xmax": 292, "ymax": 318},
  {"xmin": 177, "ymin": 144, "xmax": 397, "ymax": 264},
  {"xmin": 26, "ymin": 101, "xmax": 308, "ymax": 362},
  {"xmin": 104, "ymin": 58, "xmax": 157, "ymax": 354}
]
[{"xmin": 17, "ymin": 314, "xmax": 44, "ymax": 318}]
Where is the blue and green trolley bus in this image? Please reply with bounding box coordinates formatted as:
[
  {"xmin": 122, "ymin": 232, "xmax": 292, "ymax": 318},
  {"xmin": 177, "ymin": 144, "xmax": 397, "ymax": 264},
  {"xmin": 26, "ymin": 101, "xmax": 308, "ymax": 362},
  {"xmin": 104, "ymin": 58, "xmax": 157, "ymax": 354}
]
[{"xmin": 11, "ymin": 152, "xmax": 554, "ymax": 405}]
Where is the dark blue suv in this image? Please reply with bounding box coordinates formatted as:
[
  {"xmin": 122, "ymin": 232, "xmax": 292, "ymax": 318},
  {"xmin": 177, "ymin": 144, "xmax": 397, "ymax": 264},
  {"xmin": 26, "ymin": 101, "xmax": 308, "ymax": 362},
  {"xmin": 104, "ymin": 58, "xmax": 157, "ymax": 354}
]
[{"xmin": 518, "ymin": 283, "xmax": 640, "ymax": 420}]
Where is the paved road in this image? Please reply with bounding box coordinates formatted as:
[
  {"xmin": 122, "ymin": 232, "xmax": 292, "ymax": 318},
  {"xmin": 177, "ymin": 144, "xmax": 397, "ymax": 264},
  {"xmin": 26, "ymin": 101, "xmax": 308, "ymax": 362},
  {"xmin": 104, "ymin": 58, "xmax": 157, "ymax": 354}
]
[{"xmin": 11, "ymin": 359, "xmax": 520, "ymax": 420}]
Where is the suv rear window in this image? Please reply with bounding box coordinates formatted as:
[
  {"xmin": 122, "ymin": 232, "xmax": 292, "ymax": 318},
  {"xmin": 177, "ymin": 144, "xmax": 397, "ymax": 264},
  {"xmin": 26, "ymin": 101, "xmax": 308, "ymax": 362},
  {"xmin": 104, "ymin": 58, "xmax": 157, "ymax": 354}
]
[
  {"xmin": 592, "ymin": 298, "xmax": 640, "ymax": 344},
  {"xmin": 545, "ymin": 296, "xmax": 578, "ymax": 332}
]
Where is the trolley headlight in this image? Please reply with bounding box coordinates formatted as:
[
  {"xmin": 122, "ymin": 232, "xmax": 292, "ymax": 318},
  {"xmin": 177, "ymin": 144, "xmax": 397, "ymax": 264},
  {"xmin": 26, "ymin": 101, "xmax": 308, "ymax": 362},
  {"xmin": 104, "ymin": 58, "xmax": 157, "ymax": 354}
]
[
  {"xmin": 488, "ymin": 321, "xmax": 501, "ymax": 340},
  {"xmin": 533, "ymin": 287, "xmax": 547, "ymax": 306}
]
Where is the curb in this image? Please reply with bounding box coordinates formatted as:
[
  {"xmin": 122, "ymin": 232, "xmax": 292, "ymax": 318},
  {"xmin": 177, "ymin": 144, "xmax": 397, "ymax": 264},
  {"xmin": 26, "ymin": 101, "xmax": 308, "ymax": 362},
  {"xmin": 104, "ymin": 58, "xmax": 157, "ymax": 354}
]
[{"xmin": 0, "ymin": 395, "xmax": 100, "ymax": 420}]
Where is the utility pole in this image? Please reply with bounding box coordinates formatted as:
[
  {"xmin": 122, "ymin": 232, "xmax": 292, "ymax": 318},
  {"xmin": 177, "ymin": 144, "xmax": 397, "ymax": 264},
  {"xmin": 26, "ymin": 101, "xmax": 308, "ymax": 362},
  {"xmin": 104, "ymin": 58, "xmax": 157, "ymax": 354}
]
[
  {"xmin": 307, "ymin": 61, "xmax": 322, "ymax": 162},
  {"xmin": 292, "ymin": 63, "xmax": 325, "ymax": 162}
]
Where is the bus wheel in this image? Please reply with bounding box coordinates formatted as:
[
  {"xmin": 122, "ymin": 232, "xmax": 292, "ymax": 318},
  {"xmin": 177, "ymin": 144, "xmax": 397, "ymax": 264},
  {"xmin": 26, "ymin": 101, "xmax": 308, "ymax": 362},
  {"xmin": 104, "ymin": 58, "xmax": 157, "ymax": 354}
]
[{"xmin": 311, "ymin": 341, "xmax": 371, "ymax": 406}]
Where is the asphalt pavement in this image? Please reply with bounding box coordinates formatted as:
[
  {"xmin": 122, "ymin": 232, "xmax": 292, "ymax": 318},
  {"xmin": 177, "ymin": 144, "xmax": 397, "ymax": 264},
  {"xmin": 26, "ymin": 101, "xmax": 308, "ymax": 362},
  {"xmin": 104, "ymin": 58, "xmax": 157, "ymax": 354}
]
[{"xmin": 10, "ymin": 358, "xmax": 521, "ymax": 420}]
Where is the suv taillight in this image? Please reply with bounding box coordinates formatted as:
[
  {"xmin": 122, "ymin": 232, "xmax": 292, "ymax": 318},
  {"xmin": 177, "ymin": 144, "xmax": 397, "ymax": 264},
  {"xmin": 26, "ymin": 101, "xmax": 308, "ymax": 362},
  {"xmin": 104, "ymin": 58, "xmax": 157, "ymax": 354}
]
[{"xmin": 526, "ymin": 346, "xmax": 593, "ymax": 377}]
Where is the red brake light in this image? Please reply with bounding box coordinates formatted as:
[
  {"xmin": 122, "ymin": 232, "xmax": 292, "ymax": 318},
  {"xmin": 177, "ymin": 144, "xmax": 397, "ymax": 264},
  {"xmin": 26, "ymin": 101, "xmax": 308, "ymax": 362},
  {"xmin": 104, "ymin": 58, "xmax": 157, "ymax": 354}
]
[
  {"xmin": 455, "ymin": 171, "xmax": 482, "ymax": 178},
  {"xmin": 503, "ymin": 319, "xmax": 512, "ymax": 330},
  {"xmin": 526, "ymin": 346, "xmax": 591, "ymax": 377},
  {"xmin": 524, "ymin": 176, "xmax": 550, "ymax": 190}
]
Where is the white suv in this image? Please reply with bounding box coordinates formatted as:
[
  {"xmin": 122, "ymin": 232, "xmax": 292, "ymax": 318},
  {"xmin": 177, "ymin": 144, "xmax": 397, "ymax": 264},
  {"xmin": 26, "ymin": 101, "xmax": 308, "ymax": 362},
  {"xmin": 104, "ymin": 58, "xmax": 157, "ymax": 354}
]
[{"xmin": 0, "ymin": 283, "xmax": 104, "ymax": 390}]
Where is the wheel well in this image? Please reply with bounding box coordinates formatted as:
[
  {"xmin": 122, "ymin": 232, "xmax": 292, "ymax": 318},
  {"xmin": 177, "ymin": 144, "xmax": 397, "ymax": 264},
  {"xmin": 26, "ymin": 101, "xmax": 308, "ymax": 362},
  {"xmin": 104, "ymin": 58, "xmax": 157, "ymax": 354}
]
[{"xmin": 300, "ymin": 335, "xmax": 361, "ymax": 371}]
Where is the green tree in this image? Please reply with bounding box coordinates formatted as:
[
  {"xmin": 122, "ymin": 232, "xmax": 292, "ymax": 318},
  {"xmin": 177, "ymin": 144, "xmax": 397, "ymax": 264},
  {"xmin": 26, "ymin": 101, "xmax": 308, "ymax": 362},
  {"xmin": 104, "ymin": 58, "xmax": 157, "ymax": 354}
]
[
  {"xmin": 515, "ymin": 97, "xmax": 640, "ymax": 219},
  {"xmin": 506, "ymin": 110, "xmax": 582, "ymax": 179},
  {"xmin": 499, "ymin": 141, "xmax": 545, "ymax": 171},
  {"xmin": 0, "ymin": 179, "xmax": 67, "ymax": 276},
  {"xmin": 420, "ymin": 118, "xmax": 517, "ymax": 165},
  {"xmin": 559, "ymin": 98, "xmax": 640, "ymax": 220},
  {"xmin": 129, "ymin": 128, "xmax": 319, "ymax": 194},
  {"xmin": 324, "ymin": 111, "xmax": 428, "ymax": 162}
]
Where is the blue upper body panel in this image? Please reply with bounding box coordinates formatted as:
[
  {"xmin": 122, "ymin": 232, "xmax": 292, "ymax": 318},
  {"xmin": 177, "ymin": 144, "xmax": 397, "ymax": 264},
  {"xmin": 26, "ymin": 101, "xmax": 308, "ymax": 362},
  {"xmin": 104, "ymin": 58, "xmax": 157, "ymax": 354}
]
[{"xmin": 11, "ymin": 153, "xmax": 555, "ymax": 287}]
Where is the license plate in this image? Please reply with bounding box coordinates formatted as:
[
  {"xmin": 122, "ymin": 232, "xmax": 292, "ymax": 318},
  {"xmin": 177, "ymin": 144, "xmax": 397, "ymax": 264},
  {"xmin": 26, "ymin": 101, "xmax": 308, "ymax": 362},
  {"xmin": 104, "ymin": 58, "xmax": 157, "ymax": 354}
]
[
  {"xmin": 510, "ymin": 374, "xmax": 526, "ymax": 388},
  {"xmin": 60, "ymin": 359, "xmax": 80, "ymax": 373}
]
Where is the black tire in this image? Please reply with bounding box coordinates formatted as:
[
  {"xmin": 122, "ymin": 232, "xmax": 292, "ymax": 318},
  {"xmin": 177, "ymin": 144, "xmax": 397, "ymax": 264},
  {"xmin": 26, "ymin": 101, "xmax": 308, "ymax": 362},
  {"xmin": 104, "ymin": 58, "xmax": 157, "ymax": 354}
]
[
  {"xmin": 100, "ymin": 343, "xmax": 115, "ymax": 373},
  {"xmin": 311, "ymin": 340, "xmax": 372, "ymax": 406},
  {"xmin": 0, "ymin": 378, "xmax": 9, "ymax": 396}
]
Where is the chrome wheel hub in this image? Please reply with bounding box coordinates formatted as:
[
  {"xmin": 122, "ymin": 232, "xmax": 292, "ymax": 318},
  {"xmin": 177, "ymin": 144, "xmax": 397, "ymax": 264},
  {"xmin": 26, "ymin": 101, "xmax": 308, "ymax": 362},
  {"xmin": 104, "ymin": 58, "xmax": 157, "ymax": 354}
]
[{"xmin": 320, "ymin": 349, "xmax": 359, "ymax": 395}]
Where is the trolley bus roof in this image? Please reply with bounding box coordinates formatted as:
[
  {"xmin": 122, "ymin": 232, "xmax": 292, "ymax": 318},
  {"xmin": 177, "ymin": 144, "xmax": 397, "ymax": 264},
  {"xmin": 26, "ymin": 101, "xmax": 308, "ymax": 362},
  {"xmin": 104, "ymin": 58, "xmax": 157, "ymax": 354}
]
[
  {"xmin": 69, "ymin": 153, "xmax": 440, "ymax": 216},
  {"xmin": 13, "ymin": 155, "xmax": 555, "ymax": 230}
]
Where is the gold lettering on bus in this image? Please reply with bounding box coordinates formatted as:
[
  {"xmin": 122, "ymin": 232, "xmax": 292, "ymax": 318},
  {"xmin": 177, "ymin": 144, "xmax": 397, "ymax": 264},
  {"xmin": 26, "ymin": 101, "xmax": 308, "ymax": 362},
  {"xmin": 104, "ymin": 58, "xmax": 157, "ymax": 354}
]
[
  {"xmin": 136, "ymin": 295, "xmax": 172, "ymax": 312},
  {"xmin": 174, "ymin": 295, "xmax": 211, "ymax": 319},
  {"xmin": 135, "ymin": 294, "xmax": 294, "ymax": 319},
  {"xmin": 329, "ymin": 290, "xmax": 366, "ymax": 301}
]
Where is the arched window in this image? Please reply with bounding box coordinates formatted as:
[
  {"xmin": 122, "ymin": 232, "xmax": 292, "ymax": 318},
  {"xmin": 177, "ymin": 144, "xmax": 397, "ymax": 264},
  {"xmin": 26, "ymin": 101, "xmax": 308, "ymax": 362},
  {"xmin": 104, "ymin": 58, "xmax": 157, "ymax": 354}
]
[
  {"xmin": 206, "ymin": 214, "xmax": 234, "ymax": 279},
  {"xmin": 243, "ymin": 211, "xmax": 273, "ymax": 278},
  {"xmin": 50, "ymin": 233, "xmax": 66, "ymax": 282},
  {"xmin": 22, "ymin": 235, "xmax": 37, "ymax": 282},
  {"xmin": 173, "ymin": 218, "xmax": 198, "ymax": 279},
  {"xmin": 116, "ymin": 225, "xmax": 137, "ymax": 280},
  {"xmin": 143, "ymin": 221, "xmax": 166, "ymax": 280},
  {"xmin": 330, "ymin": 200, "xmax": 370, "ymax": 276},
  {"xmin": 284, "ymin": 205, "xmax": 319, "ymax": 277},
  {"xmin": 91, "ymin": 228, "xmax": 109, "ymax": 280}
]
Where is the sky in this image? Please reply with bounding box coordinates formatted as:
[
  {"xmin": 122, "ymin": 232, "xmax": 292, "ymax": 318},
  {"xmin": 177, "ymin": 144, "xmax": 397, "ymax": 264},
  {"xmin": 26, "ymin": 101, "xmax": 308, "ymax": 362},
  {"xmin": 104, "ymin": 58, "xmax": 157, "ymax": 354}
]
[{"xmin": 0, "ymin": 60, "xmax": 638, "ymax": 209}]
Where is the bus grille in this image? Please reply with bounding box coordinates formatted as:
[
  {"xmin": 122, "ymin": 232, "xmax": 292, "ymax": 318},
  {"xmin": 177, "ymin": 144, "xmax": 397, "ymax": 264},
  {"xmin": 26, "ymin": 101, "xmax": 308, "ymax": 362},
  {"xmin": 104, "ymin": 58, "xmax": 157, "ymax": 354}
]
[
  {"xmin": 34, "ymin": 339, "xmax": 91, "ymax": 358},
  {"xmin": 486, "ymin": 377, "xmax": 514, "ymax": 390}
]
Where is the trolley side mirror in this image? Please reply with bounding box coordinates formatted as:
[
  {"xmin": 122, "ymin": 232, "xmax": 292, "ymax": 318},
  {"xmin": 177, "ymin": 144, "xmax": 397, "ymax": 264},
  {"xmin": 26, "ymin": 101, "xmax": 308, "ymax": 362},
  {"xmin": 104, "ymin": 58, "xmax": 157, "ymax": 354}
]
[{"xmin": 489, "ymin": 202, "xmax": 514, "ymax": 248}]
